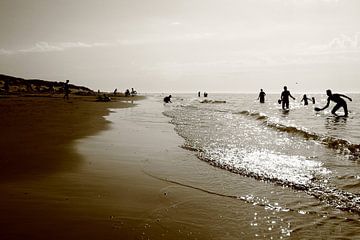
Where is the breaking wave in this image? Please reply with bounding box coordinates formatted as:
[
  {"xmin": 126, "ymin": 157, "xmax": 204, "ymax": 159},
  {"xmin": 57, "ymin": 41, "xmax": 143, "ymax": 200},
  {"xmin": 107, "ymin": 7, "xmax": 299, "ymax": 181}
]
[{"xmin": 237, "ymin": 110, "xmax": 360, "ymax": 159}]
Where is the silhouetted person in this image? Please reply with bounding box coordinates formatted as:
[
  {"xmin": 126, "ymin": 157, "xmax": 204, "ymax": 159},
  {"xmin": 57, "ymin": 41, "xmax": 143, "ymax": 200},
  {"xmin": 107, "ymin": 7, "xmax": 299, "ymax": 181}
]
[
  {"xmin": 125, "ymin": 89, "xmax": 130, "ymax": 97},
  {"xmin": 198, "ymin": 91, "xmax": 201, "ymax": 97},
  {"xmin": 113, "ymin": 88, "xmax": 117, "ymax": 95},
  {"xmin": 312, "ymin": 97, "xmax": 316, "ymax": 104},
  {"xmin": 131, "ymin": 88, "xmax": 137, "ymax": 96},
  {"xmin": 257, "ymin": 89, "xmax": 266, "ymax": 103},
  {"xmin": 63, "ymin": 80, "xmax": 70, "ymax": 100},
  {"xmin": 301, "ymin": 94, "xmax": 311, "ymax": 105},
  {"xmin": 315, "ymin": 89, "xmax": 352, "ymax": 117},
  {"xmin": 4, "ymin": 80, "xmax": 9, "ymax": 94},
  {"xmin": 163, "ymin": 95, "xmax": 172, "ymax": 103},
  {"xmin": 49, "ymin": 85, "xmax": 55, "ymax": 94},
  {"xmin": 204, "ymin": 92, "xmax": 208, "ymax": 97},
  {"xmin": 280, "ymin": 86, "xmax": 295, "ymax": 110}
]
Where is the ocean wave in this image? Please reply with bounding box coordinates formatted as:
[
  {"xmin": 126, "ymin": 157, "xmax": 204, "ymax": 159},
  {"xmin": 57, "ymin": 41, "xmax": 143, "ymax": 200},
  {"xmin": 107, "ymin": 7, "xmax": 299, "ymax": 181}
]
[
  {"xmin": 237, "ymin": 110, "xmax": 360, "ymax": 159},
  {"xmin": 180, "ymin": 144, "xmax": 360, "ymax": 214},
  {"xmin": 200, "ymin": 99, "xmax": 226, "ymax": 104}
]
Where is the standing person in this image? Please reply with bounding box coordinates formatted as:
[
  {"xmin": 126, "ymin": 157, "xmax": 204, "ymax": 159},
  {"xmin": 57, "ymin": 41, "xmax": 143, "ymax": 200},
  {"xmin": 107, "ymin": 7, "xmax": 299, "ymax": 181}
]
[
  {"xmin": 257, "ymin": 89, "xmax": 266, "ymax": 103},
  {"xmin": 3, "ymin": 79, "xmax": 9, "ymax": 94},
  {"xmin": 198, "ymin": 91, "xmax": 201, "ymax": 97},
  {"xmin": 63, "ymin": 80, "xmax": 70, "ymax": 100},
  {"xmin": 312, "ymin": 97, "xmax": 316, "ymax": 104},
  {"xmin": 301, "ymin": 94, "xmax": 311, "ymax": 105},
  {"xmin": 315, "ymin": 89, "xmax": 352, "ymax": 117},
  {"xmin": 204, "ymin": 92, "xmax": 208, "ymax": 97},
  {"xmin": 280, "ymin": 86, "xmax": 295, "ymax": 110},
  {"xmin": 131, "ymin": 88, "xmax": 137, "ymax": 96}
]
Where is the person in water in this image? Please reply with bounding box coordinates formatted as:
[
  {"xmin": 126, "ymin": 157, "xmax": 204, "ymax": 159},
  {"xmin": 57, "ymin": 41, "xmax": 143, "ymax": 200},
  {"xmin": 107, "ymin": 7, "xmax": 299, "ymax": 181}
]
[
  {"xmin": 257, "ymin": 89, "xmax": 266, "ymax": 103},
  {"xmin": 280, "ymin": 86, "xmax": 295, "ymax": 110},
  {"xmin": 301, "ymin": 94, "xmax": 311, "ymax": 105},
  {"xmin": 315, "ymin": 89, "xmax": 352, "ymax": 116},
  {"xmin": 163, "ymin": 95, "xmax": 172, "ymax": 103}
]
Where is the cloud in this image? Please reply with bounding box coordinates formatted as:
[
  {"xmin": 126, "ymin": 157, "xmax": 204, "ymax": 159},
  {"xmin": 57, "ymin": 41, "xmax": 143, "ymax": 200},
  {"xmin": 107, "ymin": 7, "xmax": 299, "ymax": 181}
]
[
  {"xmin": 303, "ymin": 33, "xmax": 360, "ymax": 55},
  {"xmin": 0, "ymin": 32, "xmax": 216, "ymax": 55},
  {"xmin": 0, "ymin": 41, "xmax": 113, "ymax": 55}
]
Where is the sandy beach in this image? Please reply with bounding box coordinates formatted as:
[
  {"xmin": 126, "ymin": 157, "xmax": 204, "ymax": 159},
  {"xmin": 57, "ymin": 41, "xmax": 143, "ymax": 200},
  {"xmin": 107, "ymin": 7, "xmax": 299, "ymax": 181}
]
[{"xmin": 1, "ymin": 94, "xmax": 359, "ymax": 240}]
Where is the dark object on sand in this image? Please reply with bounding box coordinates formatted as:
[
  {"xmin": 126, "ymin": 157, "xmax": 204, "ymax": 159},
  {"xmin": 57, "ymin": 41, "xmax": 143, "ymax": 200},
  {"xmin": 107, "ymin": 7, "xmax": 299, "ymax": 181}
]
[{"xmin": 97, "ymin": 94, "xmax": 111, "ymax": 102}]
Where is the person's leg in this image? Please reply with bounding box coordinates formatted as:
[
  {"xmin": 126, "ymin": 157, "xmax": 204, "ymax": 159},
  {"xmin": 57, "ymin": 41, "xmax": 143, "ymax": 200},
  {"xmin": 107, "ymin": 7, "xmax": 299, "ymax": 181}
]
[
  {"xmin": 331, "ymin": 103, "xmax": 341, "ymax": 115},
  {"xmin": 285, "ymin": 101, "xmax": 289, "ymax": 109},
  {"xmin": 342, "ymin": 103, "xmax": 348, "ymax": 116}
]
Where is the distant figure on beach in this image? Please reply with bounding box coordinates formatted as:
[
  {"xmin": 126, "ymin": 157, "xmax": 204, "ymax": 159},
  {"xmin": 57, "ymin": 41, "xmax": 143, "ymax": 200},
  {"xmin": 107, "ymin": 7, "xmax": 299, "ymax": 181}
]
[
  {"xmin": 257, "ymin": 89, "xmax": 266, "ymax": 103},
  {"xmin": 125, "ymin": 89, "xmax": 130, "ymax": 97},
  {"xmin": 113, "ymin": 88, "xmax": 117, "ymax": 95},
  {"xmin": 131, "ymin": 88, "xmax": 137, "ymax": 96},
  {"xmin": 301, "ymin": 94, "xmax": 311, "ymax": 105},
  {"xmin": 4, "ymin": 80, "xmax": 9, "ymax": 94},
  {"xmin": 315, "ymin": 89, "xmax": 352, "ymax": 117},
  {"xmin": 49, "ymin": 85, "xmax": 55, "ymax": 94},
  {"xmin": 63, "ymin": 80, "xmax": 70, "ymax": 100},
  {"xmin": 204, "ymin": 92, "xmax": 208, "ymax": 98},
  {"xmin": 163, "ymin": 95, "xmax": 172, "ymax": 103},
  {"xmin": 280, "ymin": 86, "xmax": 295, "ymax": 110},
  {"xmin": 198, "ymin": 91, "xmax": 201, "ymax": 97}
]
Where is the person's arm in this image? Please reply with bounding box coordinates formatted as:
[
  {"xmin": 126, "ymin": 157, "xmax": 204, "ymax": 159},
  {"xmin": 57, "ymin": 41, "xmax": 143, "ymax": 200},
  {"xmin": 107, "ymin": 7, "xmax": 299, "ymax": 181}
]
[
  {"xmin": 339, "ymin": 94, "xmax": 352, "ymax": 101},
  {"xmin": 319, "ymin": 99, "xmax": 330, "ymax": 111},
  {"xmin": 290, "ymin": 93, "xmax": 295, "ymax": 100}
]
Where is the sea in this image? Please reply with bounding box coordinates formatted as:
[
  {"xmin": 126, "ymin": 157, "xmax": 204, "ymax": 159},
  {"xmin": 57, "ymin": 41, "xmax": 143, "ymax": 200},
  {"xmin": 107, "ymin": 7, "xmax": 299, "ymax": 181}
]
[
  {"xmin": 160, "ymin": 93, "xmax": 360, "ymax": 238},
  {"xmin": 101, "ymin": 93, "xmax": 360, "ymax": 239}
]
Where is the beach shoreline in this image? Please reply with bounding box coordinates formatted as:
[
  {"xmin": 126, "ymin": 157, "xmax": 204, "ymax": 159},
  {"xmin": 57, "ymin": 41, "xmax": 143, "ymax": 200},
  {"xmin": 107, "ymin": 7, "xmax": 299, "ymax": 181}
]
[
  {"xmin": 0, "ymin": 94, "xmax": 142, "ymax": 181},
  {"xmin": 1, "ymin": 94, "xmax": 359, "ymax": 239}
]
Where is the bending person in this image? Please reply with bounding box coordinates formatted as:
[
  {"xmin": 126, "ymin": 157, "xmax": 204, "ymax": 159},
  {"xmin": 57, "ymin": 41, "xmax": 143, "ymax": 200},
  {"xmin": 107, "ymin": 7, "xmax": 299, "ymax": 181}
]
[
  {"xmin": 163, "ymin": 95, "xmax": 172, "ymax": 103},
  {"xmin": 315, "ymin": 89, "xmax": 352, "ymax": 116}
]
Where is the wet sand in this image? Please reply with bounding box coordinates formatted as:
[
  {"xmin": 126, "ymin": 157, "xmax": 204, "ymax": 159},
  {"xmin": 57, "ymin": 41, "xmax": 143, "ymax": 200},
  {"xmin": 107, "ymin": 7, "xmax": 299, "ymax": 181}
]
[{"xmin": 0, "ymin": 95, "xmax": 144, "ymax": 239}]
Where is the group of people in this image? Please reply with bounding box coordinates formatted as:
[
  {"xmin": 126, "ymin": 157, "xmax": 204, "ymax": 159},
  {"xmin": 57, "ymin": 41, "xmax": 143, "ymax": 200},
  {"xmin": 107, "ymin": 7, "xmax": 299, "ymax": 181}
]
[
  {"xmin": 198, "ymin": 91, "xmax": 208, "ymax": 97},
  {"xmin": 125, "ymin": 88, "xmax": 137, "ymax": 97},
  {"xmin": 258, "ymin": 86, "xmax": 352, "ymax": 117}
]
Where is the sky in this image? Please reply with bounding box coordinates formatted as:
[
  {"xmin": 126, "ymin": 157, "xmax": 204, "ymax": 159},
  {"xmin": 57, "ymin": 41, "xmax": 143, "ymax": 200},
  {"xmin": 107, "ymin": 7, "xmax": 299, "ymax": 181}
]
[{"xmin": 0, "ymin": 0, "xmax": 360, "ymax": 93}]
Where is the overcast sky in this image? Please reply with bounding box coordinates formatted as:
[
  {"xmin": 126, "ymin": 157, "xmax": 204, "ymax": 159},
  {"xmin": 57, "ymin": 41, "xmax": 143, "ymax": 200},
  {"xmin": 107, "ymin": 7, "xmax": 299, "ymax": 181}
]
[{"xmin": 0, "ymin": 0, "xmax": 360, "ymax": 93}]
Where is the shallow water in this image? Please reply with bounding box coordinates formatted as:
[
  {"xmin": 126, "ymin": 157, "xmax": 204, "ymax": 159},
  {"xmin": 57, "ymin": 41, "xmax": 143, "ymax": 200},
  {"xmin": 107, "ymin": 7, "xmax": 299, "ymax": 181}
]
[
  {"xmin": 158, "ymin": 93, "xmax": 360, "ymax": 238},
  {"xmin": 84, "ymin": 94, "xmax": 360, "ymax": 239}
]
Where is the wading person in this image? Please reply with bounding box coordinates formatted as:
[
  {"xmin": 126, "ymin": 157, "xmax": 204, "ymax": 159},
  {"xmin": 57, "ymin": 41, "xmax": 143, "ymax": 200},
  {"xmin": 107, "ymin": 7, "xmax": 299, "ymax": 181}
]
[
  {"xmin": 315, "ymin": 89, "xmax": 352, "ymax": 117},
  {"xmin": 280, "ymin": 86, "xmax": 295, "ymax": 110},
  {"xmin": 257, "ymin": 89, "xmax": 266, "ymax": 103}
]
